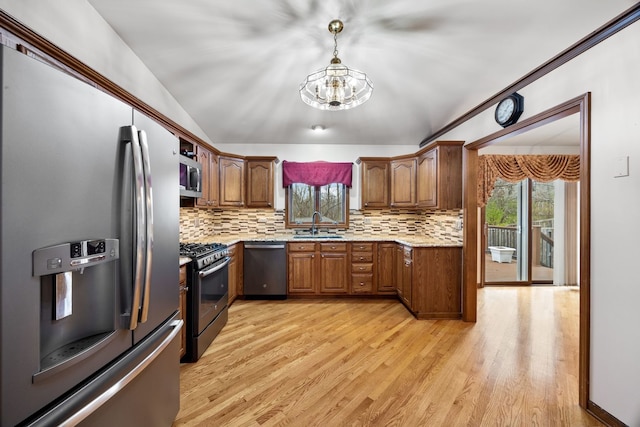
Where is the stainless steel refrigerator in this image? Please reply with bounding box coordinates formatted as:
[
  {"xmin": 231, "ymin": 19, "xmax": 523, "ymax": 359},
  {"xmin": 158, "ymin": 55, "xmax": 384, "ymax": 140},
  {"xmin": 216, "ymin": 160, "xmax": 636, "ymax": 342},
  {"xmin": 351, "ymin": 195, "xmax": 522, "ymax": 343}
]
[{"xmin": 0, "ymin": 45, "xmax": 182, "ymax": 425}]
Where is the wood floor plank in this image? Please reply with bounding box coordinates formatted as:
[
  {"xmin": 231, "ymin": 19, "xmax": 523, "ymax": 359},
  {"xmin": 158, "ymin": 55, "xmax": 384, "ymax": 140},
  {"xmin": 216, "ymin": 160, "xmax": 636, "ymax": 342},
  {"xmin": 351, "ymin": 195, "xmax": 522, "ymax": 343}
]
[{"xmin": 173, "ymin": 287, "xmax": 603, "ymax": 426}]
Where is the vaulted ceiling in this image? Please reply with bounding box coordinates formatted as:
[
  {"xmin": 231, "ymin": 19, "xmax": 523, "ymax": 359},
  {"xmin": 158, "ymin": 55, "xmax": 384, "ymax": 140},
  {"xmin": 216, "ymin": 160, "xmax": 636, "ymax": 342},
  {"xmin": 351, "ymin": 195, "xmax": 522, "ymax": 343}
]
[{"xmin": 86, "ymin": 0, "xmax": 635, "ymax": 146}]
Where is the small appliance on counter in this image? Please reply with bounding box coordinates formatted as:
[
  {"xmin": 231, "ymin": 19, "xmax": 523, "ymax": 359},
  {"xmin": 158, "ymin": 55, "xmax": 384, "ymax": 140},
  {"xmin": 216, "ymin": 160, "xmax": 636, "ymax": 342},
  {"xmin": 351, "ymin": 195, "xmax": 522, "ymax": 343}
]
[{"xmin": 179, "ymin": 242, "xmax": 230, "ymax": 362}]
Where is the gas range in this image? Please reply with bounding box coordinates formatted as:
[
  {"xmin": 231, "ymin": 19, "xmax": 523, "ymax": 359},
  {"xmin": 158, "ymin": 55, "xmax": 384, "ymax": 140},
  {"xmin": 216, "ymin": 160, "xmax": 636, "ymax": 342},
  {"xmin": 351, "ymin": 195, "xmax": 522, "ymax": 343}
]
[{"xmin": 179, "ymin": 242, "xmax": 229, "ymax": 270}]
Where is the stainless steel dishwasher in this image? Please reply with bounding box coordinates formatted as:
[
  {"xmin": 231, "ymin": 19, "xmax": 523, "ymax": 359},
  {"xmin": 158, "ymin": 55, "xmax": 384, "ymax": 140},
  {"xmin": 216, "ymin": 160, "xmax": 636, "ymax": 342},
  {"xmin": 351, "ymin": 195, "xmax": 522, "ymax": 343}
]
[{"xmin": 243, "ymin": 241, "xmax": 287, "ymax": 298}]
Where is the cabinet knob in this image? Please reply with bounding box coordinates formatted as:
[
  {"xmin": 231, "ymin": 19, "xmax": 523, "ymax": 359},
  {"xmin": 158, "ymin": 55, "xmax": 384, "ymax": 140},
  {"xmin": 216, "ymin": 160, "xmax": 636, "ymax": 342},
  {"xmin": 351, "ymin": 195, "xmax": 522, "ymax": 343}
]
[
  {"xmin": 331, "ymin": 246, "xmax": 336, "ymax": 249},
  {"xmin": 359, "ymin": 267, "xmax": 364, "ymax": 271}
]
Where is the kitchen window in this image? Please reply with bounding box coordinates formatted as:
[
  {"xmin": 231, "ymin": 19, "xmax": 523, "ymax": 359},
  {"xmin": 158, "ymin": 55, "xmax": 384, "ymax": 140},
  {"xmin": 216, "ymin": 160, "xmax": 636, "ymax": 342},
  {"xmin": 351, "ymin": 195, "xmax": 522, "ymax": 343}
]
[
  {"xmin": 282, "ymin": 160, "xmax": 352, "ymax": 229},
  {"xmin": 286, "ymin": 182, "xmax": 349, "ymax": 228}
]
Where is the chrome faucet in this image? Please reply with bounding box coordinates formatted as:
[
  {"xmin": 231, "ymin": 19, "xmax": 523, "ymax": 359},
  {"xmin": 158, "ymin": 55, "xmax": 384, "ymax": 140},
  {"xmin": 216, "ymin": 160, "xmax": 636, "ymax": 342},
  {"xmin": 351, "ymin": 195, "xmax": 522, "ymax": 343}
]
[{"xmin": 311, "ymin": 211, "xmax": 321, "ymax": 235}]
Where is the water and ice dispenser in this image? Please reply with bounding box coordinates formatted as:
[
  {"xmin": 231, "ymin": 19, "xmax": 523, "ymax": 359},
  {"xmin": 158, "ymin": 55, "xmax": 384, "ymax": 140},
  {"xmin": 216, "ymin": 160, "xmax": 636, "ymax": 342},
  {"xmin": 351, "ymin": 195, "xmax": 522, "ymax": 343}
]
[{"xmin": 32, "ymin": 239, "xmax": 120, "ymax": 378}]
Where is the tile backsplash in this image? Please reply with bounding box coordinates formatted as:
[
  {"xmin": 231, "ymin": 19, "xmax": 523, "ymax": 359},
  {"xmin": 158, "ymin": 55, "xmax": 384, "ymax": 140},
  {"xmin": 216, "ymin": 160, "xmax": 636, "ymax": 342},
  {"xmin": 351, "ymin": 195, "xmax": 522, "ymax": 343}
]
[{"xmin": 180, "ymin": 208, "xmax": 462, "ymax": 243}]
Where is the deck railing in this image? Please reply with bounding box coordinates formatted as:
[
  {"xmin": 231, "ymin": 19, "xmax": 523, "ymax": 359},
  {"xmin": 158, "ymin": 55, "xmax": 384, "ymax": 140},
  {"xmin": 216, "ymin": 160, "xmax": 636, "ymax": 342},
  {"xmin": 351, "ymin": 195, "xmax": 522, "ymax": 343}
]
[{"xmin": 486, "ymin": 225, "xmax": 554, "ymax": 267}]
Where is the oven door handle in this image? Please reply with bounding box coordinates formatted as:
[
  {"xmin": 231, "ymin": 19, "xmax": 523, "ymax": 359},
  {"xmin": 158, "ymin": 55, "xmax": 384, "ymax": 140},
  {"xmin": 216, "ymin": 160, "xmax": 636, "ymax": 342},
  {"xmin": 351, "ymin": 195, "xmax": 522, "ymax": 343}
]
[{"xmin": 198, "ymin": 257, "xmax": 230, "ymax": 278}]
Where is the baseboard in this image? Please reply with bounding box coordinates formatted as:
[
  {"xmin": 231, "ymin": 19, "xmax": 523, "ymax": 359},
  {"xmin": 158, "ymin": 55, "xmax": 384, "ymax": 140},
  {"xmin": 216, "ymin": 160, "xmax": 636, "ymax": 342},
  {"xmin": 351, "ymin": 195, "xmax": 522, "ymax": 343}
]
[{"xmin": 588, "ymin": 400, "xmax": 628, "ymax": 427}]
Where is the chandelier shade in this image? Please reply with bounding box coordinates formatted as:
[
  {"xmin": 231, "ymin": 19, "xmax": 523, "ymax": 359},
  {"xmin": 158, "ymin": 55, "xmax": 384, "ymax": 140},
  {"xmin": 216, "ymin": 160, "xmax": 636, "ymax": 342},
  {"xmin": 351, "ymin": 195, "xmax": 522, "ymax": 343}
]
[{"xmin": 299, "ymin": 20, "xmax": 373, "ymax": 111}]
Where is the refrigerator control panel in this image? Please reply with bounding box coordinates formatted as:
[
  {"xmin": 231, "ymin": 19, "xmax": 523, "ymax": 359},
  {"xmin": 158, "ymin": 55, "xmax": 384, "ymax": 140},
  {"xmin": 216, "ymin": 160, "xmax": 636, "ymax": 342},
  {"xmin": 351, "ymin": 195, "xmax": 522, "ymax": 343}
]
[{"xmin": 33, "ymin": 238, "xmax": 119, "ymax": 276}]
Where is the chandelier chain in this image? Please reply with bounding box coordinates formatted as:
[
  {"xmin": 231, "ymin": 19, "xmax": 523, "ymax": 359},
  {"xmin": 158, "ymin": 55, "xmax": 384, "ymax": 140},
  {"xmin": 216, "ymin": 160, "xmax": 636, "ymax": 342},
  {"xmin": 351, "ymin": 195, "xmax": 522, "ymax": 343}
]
[{"xmin": 333, "ymin": 32, "xmax": 339, "ymax": 59}]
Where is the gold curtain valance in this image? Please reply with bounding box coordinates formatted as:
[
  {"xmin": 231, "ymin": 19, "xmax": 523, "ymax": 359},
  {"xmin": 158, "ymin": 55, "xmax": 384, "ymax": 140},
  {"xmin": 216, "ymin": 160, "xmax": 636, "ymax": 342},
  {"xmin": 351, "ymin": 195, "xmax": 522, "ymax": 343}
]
[{"xmin": 478, "ymin": 154, "xmax": 580, "ymax": 207}]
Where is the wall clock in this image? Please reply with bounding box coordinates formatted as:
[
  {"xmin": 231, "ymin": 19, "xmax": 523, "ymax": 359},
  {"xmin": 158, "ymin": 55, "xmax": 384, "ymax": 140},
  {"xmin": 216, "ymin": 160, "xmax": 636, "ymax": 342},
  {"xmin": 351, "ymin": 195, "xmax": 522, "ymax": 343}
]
[{"xmin": 495, "ymin": 92, "xmax": 524, "ymax": 128}]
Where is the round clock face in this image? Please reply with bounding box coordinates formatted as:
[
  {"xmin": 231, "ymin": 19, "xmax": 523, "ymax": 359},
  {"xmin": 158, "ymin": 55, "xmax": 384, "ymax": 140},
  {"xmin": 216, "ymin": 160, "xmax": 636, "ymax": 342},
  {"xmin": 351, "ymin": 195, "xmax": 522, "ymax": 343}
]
[{"xmin": 495, "ymin": 97, "xmax": 516, "ymax": 124}]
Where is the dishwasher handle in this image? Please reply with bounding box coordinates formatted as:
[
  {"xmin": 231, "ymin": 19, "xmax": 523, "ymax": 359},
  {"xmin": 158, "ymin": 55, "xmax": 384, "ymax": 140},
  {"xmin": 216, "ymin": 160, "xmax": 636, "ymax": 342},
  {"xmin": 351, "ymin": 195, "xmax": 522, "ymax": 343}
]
[{"xmin": 244, "ymin": 244, "xmax": 285, "ymax": 249}]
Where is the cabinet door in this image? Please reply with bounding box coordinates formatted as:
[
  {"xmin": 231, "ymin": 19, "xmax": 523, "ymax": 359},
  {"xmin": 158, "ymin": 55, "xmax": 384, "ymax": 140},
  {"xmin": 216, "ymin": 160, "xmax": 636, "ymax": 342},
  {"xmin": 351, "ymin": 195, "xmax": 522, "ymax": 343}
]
[
  {"xmin": 377, "ymin": 243, "xmax": 395, "ymax": 293},
  {"xmin": 219, "ymin": 157, "xmax": 245, "ymax": 207},
  {"xmin": 178, "ymin": 266, "xmax": 187, "ymax": 359},
  {"xmin": 417, "ymin": 149, "xmax": 438, "ymax": 208},
  {"xmin": 209, "ymin": 153, "xmax": 219, "ymax": 206},
  {"xmin": 390, "ymin": 158, "xmax": 417, "ymax": 207},
  {"xmin": 288, "ymin": 252, "xmax": 316, "ymax": 293},
  {"xmin": 228, "ymin": 244, "xmax": 238, "ymax": 302},
  {"xmin": 361, "ymin": 160, "xmax": 389, "ymax": 208},
  {"xmin": 319, "ymin": 252, "xmax": 349, "ymax": 293},
  {"xmin": 395, "ymin": 245, "xmax": 403, "ymax": 295},
  {"xmin": 246, "ymin": 159, "xmax": 274, "ymax": 208},
  {"xmin": 401, "ymin": 257, "xmax": 413, "ymax": 307},
  {"xmin": 195, "ymin": 145, "xmax": 218, "ymax": 207},
  {"xmin": 195, "ymin": 146, "xmax": 211, "ymax": 207}
]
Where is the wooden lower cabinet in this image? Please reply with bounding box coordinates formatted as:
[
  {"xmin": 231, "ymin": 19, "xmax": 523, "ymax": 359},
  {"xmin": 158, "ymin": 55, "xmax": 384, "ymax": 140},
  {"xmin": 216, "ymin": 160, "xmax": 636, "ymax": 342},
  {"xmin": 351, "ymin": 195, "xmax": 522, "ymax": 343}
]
[
  {"xmin": 286, "ymin": 242, "xmax": 353, "ymax": 295},
  {"xmin": 288, "ymin": 243, "xmax": 317, "ymax": 294},
  {"xmin": 404, "ymin": 247, "xmax": 462, "ymax": 319},
  {"xmin": 319, "ymin": 243, "xmax": 349, "ymax": 293},
  {"xmin": 396, "ymin": 245, "xmax": 412, "ymax": 307},
  {"xmin": 285, "ymin": 241, "xmax": 461, "ymax": 316},
  {"xmin": 178, "ymin": 265, "xmax": 188, "ymax": 359},
  {"xmin": 227, "ymin": 244, "xmax": 241, "ymax": 303},
  {"xmin": 351, "ymin": 242, "xmax": 374, "ymax": 294},
  {"xmin": 377, "ymin": 243, "xmax": 396, "ymax": 293}
]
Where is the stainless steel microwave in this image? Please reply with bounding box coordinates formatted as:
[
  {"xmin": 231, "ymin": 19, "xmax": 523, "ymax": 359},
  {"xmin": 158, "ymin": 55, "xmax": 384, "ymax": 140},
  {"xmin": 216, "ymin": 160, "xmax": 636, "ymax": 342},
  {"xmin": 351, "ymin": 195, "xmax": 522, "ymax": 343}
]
[{"xmin": 179, "ymin": 155, "xmax": 202, "ymax": 198}]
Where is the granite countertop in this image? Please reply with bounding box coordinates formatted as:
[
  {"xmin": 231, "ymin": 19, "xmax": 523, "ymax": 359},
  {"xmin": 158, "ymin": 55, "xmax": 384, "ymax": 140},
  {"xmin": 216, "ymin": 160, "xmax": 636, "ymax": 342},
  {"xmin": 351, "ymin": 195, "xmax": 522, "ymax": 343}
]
[
  {"xmin": 179, "ymin": 256, "xmax": 192, "ymax": 266},
  {"xmin": 196, "ymin": 233, "xmax": 462, "ymax": 248}
]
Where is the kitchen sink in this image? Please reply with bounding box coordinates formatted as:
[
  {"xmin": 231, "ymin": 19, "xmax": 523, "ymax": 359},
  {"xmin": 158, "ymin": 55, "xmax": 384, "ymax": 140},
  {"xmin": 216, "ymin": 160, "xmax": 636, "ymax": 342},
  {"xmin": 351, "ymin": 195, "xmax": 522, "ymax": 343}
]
[{"xmin": 293, "ymin": 234, "xmax": 343, "ymax": 239}]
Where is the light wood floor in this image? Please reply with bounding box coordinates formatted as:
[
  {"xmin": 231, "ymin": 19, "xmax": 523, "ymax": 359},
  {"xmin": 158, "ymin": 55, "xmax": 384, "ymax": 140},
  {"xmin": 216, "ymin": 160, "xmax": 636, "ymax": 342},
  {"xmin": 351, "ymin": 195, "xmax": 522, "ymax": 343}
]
[{"xmin": 173, "ymin": 287, "xmax": 603, "ymax": 426}]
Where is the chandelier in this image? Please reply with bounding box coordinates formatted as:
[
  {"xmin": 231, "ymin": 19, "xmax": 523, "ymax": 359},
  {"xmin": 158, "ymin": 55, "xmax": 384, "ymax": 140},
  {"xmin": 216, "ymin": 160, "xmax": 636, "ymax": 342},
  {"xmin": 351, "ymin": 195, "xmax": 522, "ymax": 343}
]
[{"xmin": 299, "ymin": 19, "xmax": 373, "ymax": 111}]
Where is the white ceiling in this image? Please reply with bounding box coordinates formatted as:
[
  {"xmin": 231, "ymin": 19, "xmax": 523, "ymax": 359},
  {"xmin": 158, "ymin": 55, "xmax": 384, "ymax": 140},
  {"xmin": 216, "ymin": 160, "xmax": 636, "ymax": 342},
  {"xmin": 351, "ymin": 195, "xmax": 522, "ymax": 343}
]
[{"xmin": 87, "ymin": 0, "xmax": 634, "ymax": 146}]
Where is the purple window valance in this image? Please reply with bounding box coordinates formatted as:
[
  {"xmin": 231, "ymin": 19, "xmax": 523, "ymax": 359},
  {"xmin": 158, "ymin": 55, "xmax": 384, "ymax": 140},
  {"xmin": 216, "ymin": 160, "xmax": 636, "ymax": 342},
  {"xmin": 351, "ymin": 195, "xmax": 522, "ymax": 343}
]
[{"xmin": 282, "ymin": 160, "xmax": 353, "ymax": 187}]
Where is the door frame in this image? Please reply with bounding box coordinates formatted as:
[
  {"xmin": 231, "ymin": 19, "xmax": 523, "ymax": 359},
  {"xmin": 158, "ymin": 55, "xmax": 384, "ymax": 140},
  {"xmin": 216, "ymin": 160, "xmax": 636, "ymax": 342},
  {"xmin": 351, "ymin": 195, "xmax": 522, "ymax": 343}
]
[{"xmin": 462, "ymin": 92, "xmax": 591, "ymax": 408}]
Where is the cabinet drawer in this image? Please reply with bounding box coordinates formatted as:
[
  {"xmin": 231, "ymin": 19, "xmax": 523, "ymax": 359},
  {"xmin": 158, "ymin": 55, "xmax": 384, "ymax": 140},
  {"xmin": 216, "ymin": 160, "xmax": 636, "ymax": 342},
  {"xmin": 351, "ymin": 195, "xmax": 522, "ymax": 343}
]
[
  {"xmin": 288, "ymin": 242, "xmax": 316, "ymax": 252},
  {"xmin": 179, "ymin": 266, "xmax": 187, "ymax": 285},
  {"xmin": 320, "ymin": 242, "xmax": 348, "ymax": 252},
  {"xmin": 351, "ymin": 275, "xmax": 373, "ymax": 293},
  {"xmin": 351, "ymin": 263, "xmax": 373, "ymax": 274},
  {"xmin": 351, "ymin": 242, "xmax": 374, "ymax": 252},
  {"xmin": 352, "ymin": 252, "xmax": 373, "ymax": 263}
]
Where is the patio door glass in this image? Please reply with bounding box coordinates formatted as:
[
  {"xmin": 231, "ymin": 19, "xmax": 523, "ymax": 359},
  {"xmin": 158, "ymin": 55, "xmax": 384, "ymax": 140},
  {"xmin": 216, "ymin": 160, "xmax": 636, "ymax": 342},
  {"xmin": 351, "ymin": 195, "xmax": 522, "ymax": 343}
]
[
  {"xmin": 483, "ymin": 178, "xmax": 556, "ymax": 284},
  {"xmin": 484, "ymin": 178, "xmax": 528, "ymax": 283}
]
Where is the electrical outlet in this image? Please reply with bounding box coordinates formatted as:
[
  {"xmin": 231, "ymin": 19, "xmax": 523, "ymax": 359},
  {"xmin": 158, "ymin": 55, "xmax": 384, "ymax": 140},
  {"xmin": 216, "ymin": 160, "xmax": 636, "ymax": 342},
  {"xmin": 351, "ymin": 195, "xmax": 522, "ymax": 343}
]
[
  {"xmin": 194, "ymin": 218, "xmax": 200, "ymax": 227},
  {"xmin": 455, "ymin": 219, "xmax": 463, "ymax": 230}
]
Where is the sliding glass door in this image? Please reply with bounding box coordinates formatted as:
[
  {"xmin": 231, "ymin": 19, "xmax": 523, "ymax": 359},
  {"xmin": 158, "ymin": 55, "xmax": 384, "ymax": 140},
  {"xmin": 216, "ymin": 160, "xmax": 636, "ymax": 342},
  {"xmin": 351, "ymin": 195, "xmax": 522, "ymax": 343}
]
[{"xmin": 483, "ymin": 178, "xmax": 555, "ymax": 285}]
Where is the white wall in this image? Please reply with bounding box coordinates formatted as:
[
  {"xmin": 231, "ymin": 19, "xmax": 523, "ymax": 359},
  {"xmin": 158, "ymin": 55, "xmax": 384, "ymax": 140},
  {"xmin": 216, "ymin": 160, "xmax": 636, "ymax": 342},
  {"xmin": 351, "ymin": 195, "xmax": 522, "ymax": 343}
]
[
  {"xmin": 440, "ymin": 21, "xmax": 640, "ymax": 425},
  {"xmin": 0, "ymin": 0, "xmax": 213, "ymax": 144}
]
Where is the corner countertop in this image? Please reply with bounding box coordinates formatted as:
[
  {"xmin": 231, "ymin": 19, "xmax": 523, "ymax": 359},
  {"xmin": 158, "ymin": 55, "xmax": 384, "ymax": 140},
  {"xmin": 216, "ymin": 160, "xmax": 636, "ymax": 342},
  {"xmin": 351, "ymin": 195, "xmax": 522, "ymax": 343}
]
[
  {"xmin": 193, "ymin": 234, "xmax": 462, "ymax": 248},
  {"xmin": 179, "ymin": 256, "xmax": 192, "ymax": 267}
]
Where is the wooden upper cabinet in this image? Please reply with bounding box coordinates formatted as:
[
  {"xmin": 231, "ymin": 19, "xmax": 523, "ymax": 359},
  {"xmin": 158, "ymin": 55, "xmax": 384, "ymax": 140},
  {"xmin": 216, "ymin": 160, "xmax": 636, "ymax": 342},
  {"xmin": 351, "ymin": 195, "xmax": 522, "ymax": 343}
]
[
  {"xmin": 390, "ymin": 158, "xmax": 417, "ymax": 207},
  {"xmin": 417, "ymin": 141, "xmax": 463, "ymax": 210},
  {"xmin": 360, "ymin": 159, "xmax": 389, "ymax": 208},
  {"xmin": 219, "ymin": 156, "xmax": 245, "ymax": 207},
  {"xmin": 246, "ymin": 157, "xmax": 275, "ymax": 208},
  {"xmin": 195, "ymin": 144, "xmax": 218, "ymax": 208},
  {"xmin": 417, "ymin": 149, "xmax": 437, "ymax": 208}
]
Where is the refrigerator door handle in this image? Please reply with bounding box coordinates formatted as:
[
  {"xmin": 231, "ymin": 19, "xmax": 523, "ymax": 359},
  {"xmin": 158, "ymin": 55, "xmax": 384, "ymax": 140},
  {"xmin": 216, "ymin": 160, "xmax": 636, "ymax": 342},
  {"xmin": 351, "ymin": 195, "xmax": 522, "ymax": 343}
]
[
  {"xmin": 126, "ymin": 125, "xmax": 146, "ymax": 330},
  {"xmin": 57, "ymin": 319, "xmax": 183, "ymax": 427},
  {"xmin": 137, "ymin": 129, "xmax": 154, "ymax": 324}
]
